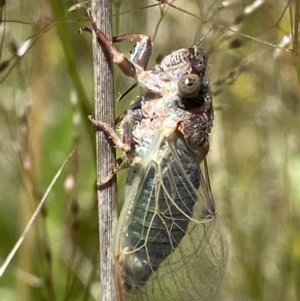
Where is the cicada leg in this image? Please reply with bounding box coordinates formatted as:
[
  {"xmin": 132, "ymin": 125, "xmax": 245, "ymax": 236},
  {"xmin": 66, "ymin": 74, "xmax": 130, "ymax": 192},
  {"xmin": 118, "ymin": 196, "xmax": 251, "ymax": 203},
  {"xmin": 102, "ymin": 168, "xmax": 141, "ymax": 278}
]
[
  {"xmin": 96, "ymin": 157, "xmax": 130, "ymax": 188},
  {"xmin": 85, "ymin": 8, "xmax": 152, "ymax": 78},
  {"xmin": 88, "ymin": 115, "xmax": 141, "ymax": 186},
  {"xmin": 112, "ymin": 33, "xmax": 152, "ymax": 70},
  {"xmin": 89, "ymin": 115, "xmax": 131, "ymax": 152}
]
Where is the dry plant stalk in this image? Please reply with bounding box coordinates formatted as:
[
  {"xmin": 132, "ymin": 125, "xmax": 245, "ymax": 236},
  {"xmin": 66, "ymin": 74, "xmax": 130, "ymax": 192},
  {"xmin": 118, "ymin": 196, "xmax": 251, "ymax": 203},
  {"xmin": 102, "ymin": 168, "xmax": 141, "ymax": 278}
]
[{"xmin": 91, "ymin": 0, "xmax": 117, "ymax": 301}]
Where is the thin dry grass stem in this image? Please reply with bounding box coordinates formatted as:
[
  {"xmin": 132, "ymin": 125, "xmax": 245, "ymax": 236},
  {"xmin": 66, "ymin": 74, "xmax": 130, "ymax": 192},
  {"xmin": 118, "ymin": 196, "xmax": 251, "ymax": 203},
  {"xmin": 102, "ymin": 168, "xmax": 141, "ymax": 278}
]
[
  {"xmin": 292, "ymin": 0, "xmax": 300, "ymax": 83},
  {"xmin": 91, "ymin": 0, "xmax": 117, "ymax": 300}
]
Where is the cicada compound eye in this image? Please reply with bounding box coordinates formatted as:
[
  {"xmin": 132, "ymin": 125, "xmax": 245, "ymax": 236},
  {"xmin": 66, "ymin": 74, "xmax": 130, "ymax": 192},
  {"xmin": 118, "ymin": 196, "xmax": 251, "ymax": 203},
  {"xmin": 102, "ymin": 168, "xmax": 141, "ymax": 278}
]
[{"xmin": 178, "ymin": 74, "xmax": 201, "ymax": 98}]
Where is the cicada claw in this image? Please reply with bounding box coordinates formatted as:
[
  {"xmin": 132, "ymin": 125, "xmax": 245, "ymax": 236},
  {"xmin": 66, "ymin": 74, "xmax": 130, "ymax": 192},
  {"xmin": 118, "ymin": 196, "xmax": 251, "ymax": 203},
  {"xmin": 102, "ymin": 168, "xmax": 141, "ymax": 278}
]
[
  {"xmin": 95, "ymin": 157, "xmax": 125, "ymax": 188},
  {"xmin": 96, "ymin": 156, "xmax": 141, "ymax": 189}
]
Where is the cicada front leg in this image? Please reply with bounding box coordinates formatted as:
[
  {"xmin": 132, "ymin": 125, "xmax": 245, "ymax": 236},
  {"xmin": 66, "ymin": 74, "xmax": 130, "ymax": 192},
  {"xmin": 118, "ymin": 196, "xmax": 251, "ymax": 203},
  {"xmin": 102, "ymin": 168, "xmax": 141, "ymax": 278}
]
[
  {"xmin": 85, "ymin": 8, "xmax": 152, "ymax": 78},
  {"xmin": 112, "ymin": 33, "xmax": 152, "ymax": 70}
]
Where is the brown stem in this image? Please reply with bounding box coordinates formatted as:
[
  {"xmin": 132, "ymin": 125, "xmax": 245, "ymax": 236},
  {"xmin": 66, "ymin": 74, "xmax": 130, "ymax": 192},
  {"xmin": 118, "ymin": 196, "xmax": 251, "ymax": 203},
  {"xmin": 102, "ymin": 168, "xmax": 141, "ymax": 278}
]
[{"xmin": 91, "ymin": 1, "xmax": 117, "ymax": 301}]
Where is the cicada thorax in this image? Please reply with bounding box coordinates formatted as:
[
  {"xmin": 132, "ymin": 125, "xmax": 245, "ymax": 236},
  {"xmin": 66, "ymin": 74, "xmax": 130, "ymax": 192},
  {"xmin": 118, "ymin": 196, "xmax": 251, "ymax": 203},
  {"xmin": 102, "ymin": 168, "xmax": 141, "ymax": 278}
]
[{"xmin": 114, "ymin": 40, "xmax": 224, "ymax": 299}]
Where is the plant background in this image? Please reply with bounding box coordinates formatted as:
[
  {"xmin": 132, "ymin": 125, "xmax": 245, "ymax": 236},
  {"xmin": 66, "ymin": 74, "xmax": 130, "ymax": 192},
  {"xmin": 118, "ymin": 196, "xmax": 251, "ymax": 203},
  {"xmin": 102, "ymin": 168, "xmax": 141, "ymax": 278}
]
[{"xmin": 0, "ymin": 0, "xmax": 299, "ymax": 301}]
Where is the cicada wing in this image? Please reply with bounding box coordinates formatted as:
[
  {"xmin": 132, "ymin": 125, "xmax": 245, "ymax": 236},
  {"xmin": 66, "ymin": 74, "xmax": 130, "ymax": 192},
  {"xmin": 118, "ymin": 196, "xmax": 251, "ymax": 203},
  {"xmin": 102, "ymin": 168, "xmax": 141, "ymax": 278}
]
[
  {"xmin": 137, "ymin": 218, "xmax": 227, "ymax": 301},
  {"xmin": 115, "ymin": 133, "xmax": 227, "ymax": 301}
]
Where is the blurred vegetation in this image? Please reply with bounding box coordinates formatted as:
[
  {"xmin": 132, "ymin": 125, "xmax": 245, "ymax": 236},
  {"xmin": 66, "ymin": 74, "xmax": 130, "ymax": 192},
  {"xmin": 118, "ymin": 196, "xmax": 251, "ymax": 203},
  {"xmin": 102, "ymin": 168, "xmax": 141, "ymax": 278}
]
[{"xmin": 0, "ymin": 0, "xmax": 299, "ymax": 301}]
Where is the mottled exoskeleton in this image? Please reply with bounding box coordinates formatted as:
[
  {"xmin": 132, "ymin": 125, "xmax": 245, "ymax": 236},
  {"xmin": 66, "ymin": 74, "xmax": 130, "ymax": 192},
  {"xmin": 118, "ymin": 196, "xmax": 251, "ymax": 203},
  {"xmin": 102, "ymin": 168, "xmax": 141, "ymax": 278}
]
[{"xmin": 86, "ymin": 9, "xmax": 227, "ymax": 301}]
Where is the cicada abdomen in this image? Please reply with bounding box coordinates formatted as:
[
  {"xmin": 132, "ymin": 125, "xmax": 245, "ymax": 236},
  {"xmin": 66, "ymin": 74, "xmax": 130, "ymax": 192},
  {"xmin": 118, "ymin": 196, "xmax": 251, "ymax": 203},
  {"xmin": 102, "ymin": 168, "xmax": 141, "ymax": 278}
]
[
  {"xmin": 86, "ymin": 10, "xmax": 227, "ymax": 301},
  {"xmin": 114, "ymin": 134, "xmax": 227, "ymax": 301},
  {"xmin": 119, "ymin": 136, "xmax": 207, "ymax": 281}
]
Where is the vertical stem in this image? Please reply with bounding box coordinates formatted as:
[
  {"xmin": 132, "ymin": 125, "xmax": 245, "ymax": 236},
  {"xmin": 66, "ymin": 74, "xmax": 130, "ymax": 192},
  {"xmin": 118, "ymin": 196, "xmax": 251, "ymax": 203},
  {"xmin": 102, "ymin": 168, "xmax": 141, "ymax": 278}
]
[
  {"xmin": 91, "ymin": 1, "xmax": 117, "ymax": 300},
  {"xmin": 293, "ymin": 0, "xmax": 300, "ymax": 84}
]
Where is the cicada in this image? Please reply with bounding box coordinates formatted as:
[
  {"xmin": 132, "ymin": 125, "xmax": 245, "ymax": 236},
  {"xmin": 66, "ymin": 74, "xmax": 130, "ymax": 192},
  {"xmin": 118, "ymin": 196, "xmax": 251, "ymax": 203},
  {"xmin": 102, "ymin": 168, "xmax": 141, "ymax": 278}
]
[{"xmin": 87, "ymin": 9, "xmax": 227, "ymax": 301}]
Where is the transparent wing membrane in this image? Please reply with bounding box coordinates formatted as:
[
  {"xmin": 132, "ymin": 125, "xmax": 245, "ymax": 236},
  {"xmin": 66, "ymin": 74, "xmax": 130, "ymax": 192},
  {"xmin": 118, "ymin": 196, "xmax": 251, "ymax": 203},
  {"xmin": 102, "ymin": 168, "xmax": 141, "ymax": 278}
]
[{"xmin": 115, "ymin": 134, "xmax": 227, "ymax": 301}]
